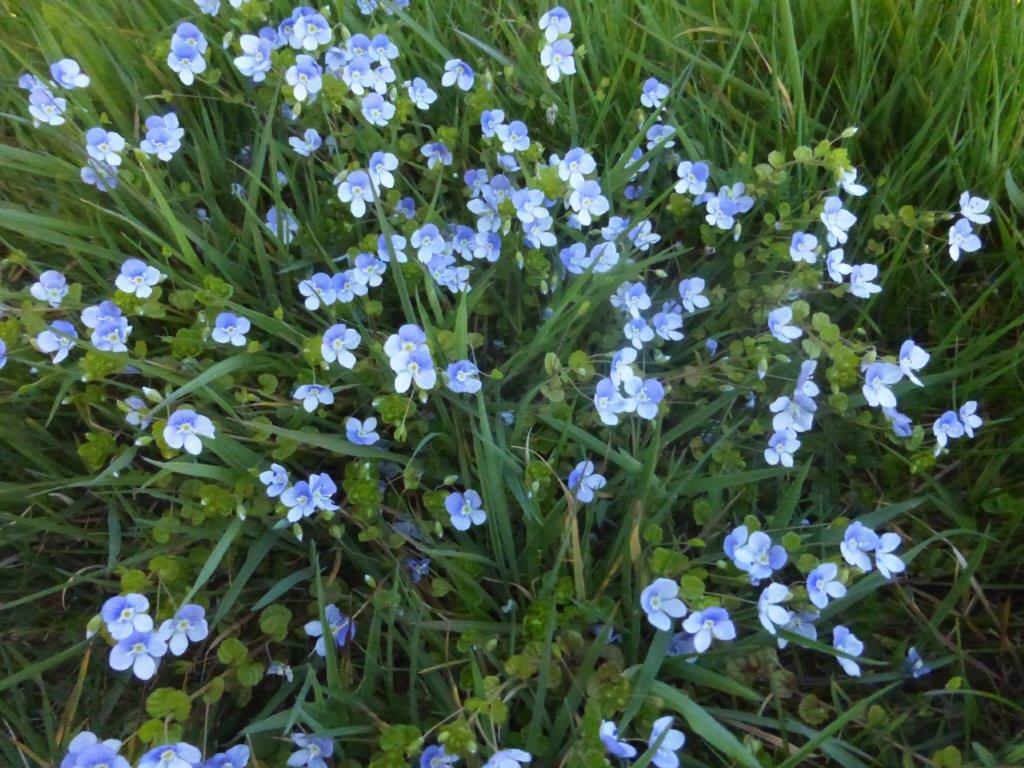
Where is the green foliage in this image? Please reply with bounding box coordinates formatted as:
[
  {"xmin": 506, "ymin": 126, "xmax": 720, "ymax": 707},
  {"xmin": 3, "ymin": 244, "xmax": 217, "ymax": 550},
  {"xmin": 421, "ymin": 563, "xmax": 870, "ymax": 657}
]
[{"xmin": 0, "ymin": 1, "xmax": 1022, "ymax": 767}]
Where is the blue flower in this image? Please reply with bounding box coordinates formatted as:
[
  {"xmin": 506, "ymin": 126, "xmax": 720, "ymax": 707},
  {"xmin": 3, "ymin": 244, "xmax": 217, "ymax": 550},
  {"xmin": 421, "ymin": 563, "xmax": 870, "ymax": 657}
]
[
  {"xmin": 125, "ymin": 395, "xmax": 152, "ymax": 429},
  {"xmin": 368, "ymin": 151, "xmax": 399, "ymax": 189},
  {"xmin": 36, "ymin": 320, "xmax": 77, "ymax": 364},
  {"xmin": 168, "ymin": 23, "xmax": 208, "ymax": 85},
  {"xmin": 50, "ymin": 58, "xmax": 90, "ymax": 88},
  {"xmin": 884, "ymin": 407, "xmax": 913, "ymax": 438},
  {"xmin": 293, "ymin": 384, "xmax": 334, "ymax": 413},
  {"xmin": 495, "ymin": 120, "xmax": 530, "ymax": 153},
  {"xmin": 640, "ymin": 578, "xmax": 688, "ymax": 631},
  {"xmin": 623, "ymin": 317, "xmax": 654, "ymax": 349},
  {"xmin": 903, "ymin": 647, "xmax": 932, "ymax": 679},
  {"xmin": 647, "ymin": 716, "xmax": 685, "ymax": 768},
  {"xmin": 286, "ymin": 735, "xmax": 332, "ymax": 768},
  {"xmin": 848, "ymin": 263, "xmax": 881, "ymax": 298},
  {"xmin": 807, "ymin": 563, "xmax": 846, "ymax": 609},
  {"xmin": 623, "ymin": 377, "xmax": 664, "ymax": 420},
  {"xmin": 116, "ymin": 258, "xmax": 162, "ymax": 298},
  {"xmin": 446, "ymin": 490, "xmax": 486, "ymax": 531},
  {"xmin": 641, "ymin": 77, "xmax": 669, "ymax": 109},
  {"xmin": 405, "ymin": 557, "xmax": 432, "ymax": 585},
  {"xmin": 558, "ymin": 148, "xmax": 596, "ymax": 189},
  {"xmin": 140, "ymin": 113, "xmax": 184, "ymax": 161},
  {"xmin": 645, "ymin": 122, "xmax": 676, "ymax": 149},
  {"xmin": 757, "ymin": 582, "xmax": 792, "ymax": 635},
  {"xmin": 559, "ymin": 243, "xmax": 590, "ymax": 274},
  {"xmin": 289, "ymin": 128, "xmax": 322, "ymax": 156},
  {"xmin": 480, "ymin": 109, "xmax": 505, "ymax": 138},
  {"xmin": 265, "ymin": 206, "xmax": 299, "ymax": 244},
  {"xmin": 62, "ymin": 737, "xmax": 130, "ymax": 768},
  {"xmin": 157, "ymin": 604, "xmax": 209, "ymax": 656},
  {"xmin": 959, "ymin": 401, "xmax": 982, "ymax": 437},
  {"xmin": 164, "ymin": 409, "xmax": 216, "ymax": 455},
  {"xmin": 29, "ymin": 269, "xmax": 68, "ymax": 307},
  {"xmin": 390, "ymin": 345, "xmax": 436, "ymax": 392},
  {"xmin": 420, "ymin": 745, "xmax": 459, "ymax": 768},
  {"xmin": 682, "ymin": 606, "xmax": 735, "ymax": 652},
  {"xmin": 652, "ymin": 303, "xmax": 684, "ymax": 341},
  {"xmin": 674, "ymin": 160, "xmax": 709, "ymax": 196},
  {"xmin": 441, "ymin": 58, "xmax": 474, "ymax": 91},
  {"xmin": 764, "ymin": 428, "xmax": 800, "ymax": 467},
  {"xmin": 299, "ymin": 273, "xmax": 335, "ymax": 310},
  {"xmin": 109, "ymin": 630, "xmax": 167, "ymax": 681},
  {"xmin": 346, "ymin": 416, "xmax": 380, "ymax": 445},
  {"xmin": 677, "ymin": 277, "xmax": 709, "ymax": 312},
  {"xmin": 932, "ymin": 410, "xmax": 965, "ymax": 455},
  {"xmin": 826, "ymin": 248, "xmax": 851, "ymax": 282},
  {"xmin": 203, "ymin": 745, "xmax": 250, "ymax": 768},
  {"xmin": 281, "ymin": 480, "xmax": 316, "ymax": 521},
  {"xmin": 101, "ymin": 593, "xmax": 152, "ymax": 639},
  {"xmin": 767, "ymin": 306, "xmax": 802, "ymax": 343},
  {"xmin": 446, "ymin": 360, "xmax": 482, "ymax": 394},
  {"xmin": 211, "ymin": 312, "xmax": 250, "ymax": 346},
  {"xmin": 90, "ymin": 314, "xmax": 132, "ymax": 353},
  {"xmin": 195, "ymin": 0, "xmax": 220, "ymax": 15},
  {"xmin": 723, "ymin": 525, "xmax": 749, "ymax": 561},
  {"xmin": 594, "ymin": 377, "xmax": 628, "ymax": 425},
  {"xmin": 286, "ymin": 55, "xmax": 323, "ymax": 101},
  {"xmin": 898, "ymin": 340, "xmax": 929, "ymax": 386},
  {"xmin": 778, "ymin": 610, "xmax": 818, "ymax": 650},
  {"xmin": 567, "ymin": 460, "xmax": 606, "ymax": 503},
  {"xmin": 421, "ymin": 141, "xmax": 453, "ymax": 168},
  {"xmin": 321, "ymin": 323, "xmax": 361, "ymax": 367},
  {"xmin": 85, "ymin": 127, "xmax": 126, "ymax": 166},
  {"xmin": 569, "ymin": 180, "xmax": 609, "ymax": 226},
  {"xmin": 539, "ymin": 6, "xmax": 572, "ymax": 41},
  {"xmin": 303, "ymin": 605, "xmax": 355, "ymax": 656},
  {"xmin": 731, "ymin": 530, "xmax": 787, "ymax": 581},
  {"xmin": 769, "ymin": 396, "xmax": 813, "ymax": 434},
  {"xmin": 332, "ymin": 269, "xmax": 370, "ymax": 303},
  {"xmin": 405, "ymin": 77, "xmax": 438, "ymax": 109},
  {"xmin": 598, "ymin": 721, "xmax": 636, "ymax": 759},
  {"xmin": 138, "ymin": 744, "xmax": 202, "ymax": 768},
  {"xmin": 832, "ymin": 625, "xmax": 863, "ymax": 676},
  {"xmin": 234, "ymin": 34, "xmax": 273, "ymax": 82},
  {"xmin": 395, "ymin": 196, "xmax": 417, "ymax": 219},
  {"xmin": 259, "ymin": 463, "xmax": 289, "ymax": 497},
  {"xmin": 820, "ymin": 195, "xmax": 857, "ymax": 246},
  {"xmin": 702, "ymin": 183, "xmax": 752, "ymax": 228},
  {"xmin": 28, "ymin": 87, "xmax": 67, "ymax": 127},
  {"xmin": 611, "ymin": 281, "xmax": 652, "ymax": 318},
  {"xmin": 472, "ymin": 232, "xmax": 502, "ymax": 262},
  {"xmin": 840, "ymin": 521, "xmax": 878, "ymax": 572},
  {"xmin": 288, "ymin": 10, "xmax": 332, "ymax": 50},
  {"xmin": 875, "ymin": 533, "xmax": 905, "ymax": 580},
  {"xmin": 862, "ymin": 362, "xmax": 903, "ymax": 408},
  {"xmin": 336, "ymin": 170, "xmax": 374, "ymax": 216},
  {"xmin": 483, "ymin": 749, "xmax": 532, "ymax": 768},
  {"xmin": 81, "ymin": 160, "xmax": 119, "ymax": 192},
  {"xmin": 378, "ymin": 233, "xmax": 408, "ymax": 264},
  {"xmin": 409, "ymin": 224, "xmax": 444, "ymax": 263},
  {"xmin": 362, "ymin": 92, "xmax": 396, "ymax": 126},
  {"xmin": 541, "ymin": 39, "xmax": 576, "ymax": 81},
  {"xmin": 838, "ymin": 168, "xmax": 868, "ymax": 196},
  {"xmin": 958, "ymin": 191, "xmax": 991, "ymax": 225},
  {"xmin": 789, "ymin": 231, "xmax": 819, "ymax": 264}
]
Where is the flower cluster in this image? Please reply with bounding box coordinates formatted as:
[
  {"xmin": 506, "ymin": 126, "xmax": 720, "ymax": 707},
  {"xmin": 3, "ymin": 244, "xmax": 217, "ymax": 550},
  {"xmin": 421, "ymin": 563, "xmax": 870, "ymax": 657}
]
[
  {"xmin": 538, "ymin": 7, "xmax": 576, "ymax": 82},
  {"xmin": 7, "ymin": 2, "xmax": 993, "ymax": 766},
  {"xmin": 99, "ymin": 594, "xmax": 208, "ymax": 681}
]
